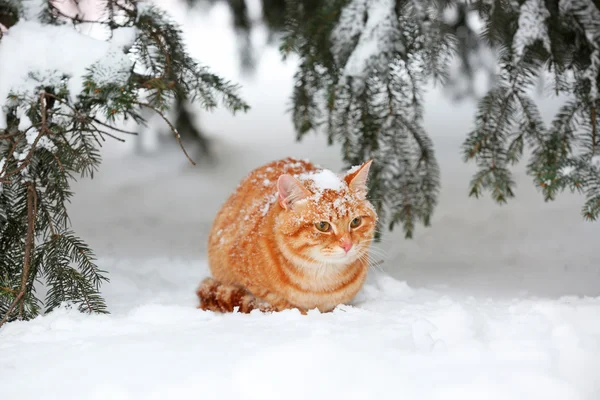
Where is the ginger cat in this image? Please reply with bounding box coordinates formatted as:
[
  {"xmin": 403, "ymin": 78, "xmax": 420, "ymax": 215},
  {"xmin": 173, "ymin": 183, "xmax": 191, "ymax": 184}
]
[{"xmin": 196, "ymin": 157, "xmax": 376, "ymax": 314}]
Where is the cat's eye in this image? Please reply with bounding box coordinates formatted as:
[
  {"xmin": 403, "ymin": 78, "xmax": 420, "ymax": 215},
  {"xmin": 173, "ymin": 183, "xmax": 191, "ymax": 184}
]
[
  {"xmin": 350, "ymin": 217, "xmax": 362, "ymax": 229},
  {"xmin": 315, "ymin": 221, "xmax": 332, "ymax": 232}
]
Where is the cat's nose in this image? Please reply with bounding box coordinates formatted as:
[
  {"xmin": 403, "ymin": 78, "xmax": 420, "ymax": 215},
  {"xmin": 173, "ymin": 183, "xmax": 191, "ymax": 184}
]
[{"xmin": 340, "ymin": 240, "xmax": 353, "ymax": 253}]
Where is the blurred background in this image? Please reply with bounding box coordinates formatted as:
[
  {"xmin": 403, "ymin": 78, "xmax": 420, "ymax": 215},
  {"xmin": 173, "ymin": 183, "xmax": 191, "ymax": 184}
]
[{"xmin": 68, "ymin": 0, "xmax": 600, "ymax": 300}]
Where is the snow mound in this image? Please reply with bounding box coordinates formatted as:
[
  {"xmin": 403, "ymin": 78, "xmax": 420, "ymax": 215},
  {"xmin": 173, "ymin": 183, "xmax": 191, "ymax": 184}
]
[{"xmin": 1, "ymin": 259, "xmax": 600, "ymax": 400}]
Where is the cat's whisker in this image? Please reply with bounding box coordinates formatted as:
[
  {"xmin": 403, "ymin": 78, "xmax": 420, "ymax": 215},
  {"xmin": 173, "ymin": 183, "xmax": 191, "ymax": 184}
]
[
  {"xmin": 365, "ymin": 248, "xmax": 389, "ymax": 259},
  {"xmin": 364, "ymin": 249, "xmax": 387, "ymax": 268},
  {"xmin": 362, "ymin": 244, "xmax": 389, "ymax": 258},
  {"xmin": 358, "ymin": 252, "xmax": 385, "ymax": 273}
]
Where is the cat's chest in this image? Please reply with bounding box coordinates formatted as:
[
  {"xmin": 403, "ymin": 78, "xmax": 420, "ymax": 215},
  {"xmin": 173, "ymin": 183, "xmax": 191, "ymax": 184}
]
[{"xmin": 280, "ymin": 262, "xmax": 368, "ymax": 310}]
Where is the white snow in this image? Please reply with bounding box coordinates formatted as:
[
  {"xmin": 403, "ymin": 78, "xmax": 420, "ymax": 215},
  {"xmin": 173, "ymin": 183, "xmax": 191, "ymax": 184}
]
[
  {"xmin": 260, "ymin": 193, "xmax": 278, "ymax": 216},
  {"xmin": 560, "ymin": 165, "xmax": 576, "ymax": 176},
  {"xmin": 2, "ymin": 265, "xmax": 600, "ymax": 400},
  {"xmin": 111, "ymin": 26, "xmax": 138, "ymax": 50},
  {"xmin": 513, "ymin": 0, "xmax": 551, "ymax": 60},
  {"xmin": 2, "ymin": 1, "xmax": 600, "ymax": 399},
  {"xmin": 299, "ymin": 169, "xmax": 345, "ymax": 191}
]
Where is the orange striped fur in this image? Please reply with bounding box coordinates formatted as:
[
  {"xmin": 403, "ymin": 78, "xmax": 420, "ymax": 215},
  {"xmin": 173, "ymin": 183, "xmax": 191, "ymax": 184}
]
[{"xmin": 197, "ymin": 158, "xmax": 377, "ymax": 314}]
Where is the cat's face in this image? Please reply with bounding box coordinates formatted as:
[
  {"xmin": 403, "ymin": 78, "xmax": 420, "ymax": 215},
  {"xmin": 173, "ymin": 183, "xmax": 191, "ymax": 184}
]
[{"xmin": 275, "ymin": 161, "xmax": 377, "ymax": 267}]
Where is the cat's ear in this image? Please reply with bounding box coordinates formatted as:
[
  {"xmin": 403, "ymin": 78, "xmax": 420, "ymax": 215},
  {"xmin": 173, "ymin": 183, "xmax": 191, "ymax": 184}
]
[
  {"xmin": 344, "ymin": 160, "xmax": 372, "ymax": 199},
  {"xmin": 277, "ymin": 174, "xmax": 311, "ymax": 210}
]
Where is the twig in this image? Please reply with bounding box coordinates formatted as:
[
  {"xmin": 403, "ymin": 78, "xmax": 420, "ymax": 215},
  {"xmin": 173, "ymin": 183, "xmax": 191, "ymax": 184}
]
[
  {"xmin": 91, "ymin": 126, "xmax": 126, "ymax": 142},
  {"xmin": 0, "ymin": 132, "xmax": 22, "ymax": 140},
  {"xmin": 0, "ymin": 183, "xmax": 37, "ymax": 328},
  {"xmin": 0, "ymin": 291, "xmax": 24, "ymax": 328},
  {"xmin": 40, "ymin": 200, "xmax": 57, "ymax": 237},
  {"xmin": 51, "ymin": 152, "xmax": 66, "ymax": 176},
  {"xmin": 134, "ymin": 101, "xmax": 196, "ymax": 165},
  {"xmin": 591, "ymin": 105, "xmax": 597, "ymax": 154},
  {"xmin": 1, "ymin": 92, "xmax": 54, "ymax": 180},
  {"xmin": 1, "ymin": 130, "xmax": 45, "ymax": 179},
  {"xmin": 82, "ymin": 289, "xmax": 92, "ymax": 314},
  {"xmin": 91, "ymin": 117, "xmax": 138, "ymax": 135},
  {"xmin": 0, "ymin": 287, "xmax": 16, "ymax": 295},
  {"xmin": 148, "ymin": 29, "xmax": 171, "ymax": 79},
  {"xmin": 45, "ymin": 93, "xmax": 138, "ymax": 137}
]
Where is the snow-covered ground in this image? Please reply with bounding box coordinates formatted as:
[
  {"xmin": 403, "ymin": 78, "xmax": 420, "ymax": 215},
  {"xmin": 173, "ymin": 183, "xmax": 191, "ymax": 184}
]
[{"xmin": 2, "ymin": 2, "xmax": 600, "ymax": 399}]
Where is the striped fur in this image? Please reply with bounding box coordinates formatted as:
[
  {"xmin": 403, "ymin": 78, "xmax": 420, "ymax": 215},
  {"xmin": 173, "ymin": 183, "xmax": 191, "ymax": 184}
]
[{"xmin": 197, "ymin": 158, "xmax": 376, "ymax": 314}]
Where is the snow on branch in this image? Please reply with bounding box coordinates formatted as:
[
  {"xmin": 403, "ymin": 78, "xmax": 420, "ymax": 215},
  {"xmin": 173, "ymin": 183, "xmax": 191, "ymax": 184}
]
[
  {"xmin": 331, "ymin": 0, "xmax": 400, "ymax": 91},
  {"xmin": 0, "ymin": 20, "xmax": 133, "ymax": 129},
  {"xmin": 513, "ymin": 0, "xmax": 551, "ymax": 60}
]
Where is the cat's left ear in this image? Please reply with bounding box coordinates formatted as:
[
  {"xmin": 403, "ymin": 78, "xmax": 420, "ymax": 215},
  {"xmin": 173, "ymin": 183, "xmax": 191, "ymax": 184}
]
[
  {"xmin": 344, "ymin": 160, "xmax": 372, "ymax": 199},
  {"xmin": 277, "ymin": 174, "xmax": 311, "ymax": 210}
]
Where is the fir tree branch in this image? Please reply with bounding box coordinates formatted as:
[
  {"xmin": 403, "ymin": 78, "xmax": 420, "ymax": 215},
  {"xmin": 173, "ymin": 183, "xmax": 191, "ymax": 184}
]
[
  {"xmin": 0, "ymin": 183, "xmax": 36, "ymax": 328},
  {"xmin": 0, "ymin": 0, "xmax": 246, "ymax": 324}
]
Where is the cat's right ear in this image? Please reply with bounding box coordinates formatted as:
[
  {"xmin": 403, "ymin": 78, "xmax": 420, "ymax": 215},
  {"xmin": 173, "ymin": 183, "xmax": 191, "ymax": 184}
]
[
  {"xmin": 344, "ymin": 160, "xmax": 373, "ymax": 199},
  {"xmin": 277, "ymin": 174, "xmax": 311, "ymax": 210}
]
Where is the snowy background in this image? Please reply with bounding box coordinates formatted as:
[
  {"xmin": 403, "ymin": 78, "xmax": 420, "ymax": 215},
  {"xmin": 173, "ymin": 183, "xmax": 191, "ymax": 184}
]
[{"xmin": 2, "ymin": 1, "xmax": 600, "ymax": 399}]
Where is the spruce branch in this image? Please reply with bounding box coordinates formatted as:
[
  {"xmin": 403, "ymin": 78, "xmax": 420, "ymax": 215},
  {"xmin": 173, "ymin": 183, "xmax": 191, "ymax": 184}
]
[
  {"xmin": 283, "ymin": 0, "xmax": 446, "ymax": 238},
  {"xmin": 1, "ymin": 0, "xmax": 250, "ymax": 325},
  {"xmin": 0, "ymin": 182, "xmax": 36, "ymax": 328}
]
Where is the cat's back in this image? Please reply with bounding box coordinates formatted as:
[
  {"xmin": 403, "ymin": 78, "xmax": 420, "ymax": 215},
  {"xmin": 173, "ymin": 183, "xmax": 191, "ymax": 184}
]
[{"xmin": 208, "ymin": 158, "xmax": 316, "ymax": 272}]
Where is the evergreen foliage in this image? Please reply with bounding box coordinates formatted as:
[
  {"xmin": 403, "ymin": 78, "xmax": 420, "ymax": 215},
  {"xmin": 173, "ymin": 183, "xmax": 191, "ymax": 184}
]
[
  {"xmin": 0, "ymin": 0, "xmax": 247, "ymax": 326},
  {"xmin": 463, "ymin": 0, "xmax": 600, "ymax": 221},
  {"xmin": 282, "ymin": 0, "xmax": 600, "ymax": 238}
]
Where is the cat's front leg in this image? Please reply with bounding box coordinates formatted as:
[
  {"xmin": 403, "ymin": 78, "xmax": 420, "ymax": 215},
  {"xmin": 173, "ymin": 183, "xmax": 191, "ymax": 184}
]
[{"xmin": 248, "ymin": 286, "xmax": 308, "ymax": 315}]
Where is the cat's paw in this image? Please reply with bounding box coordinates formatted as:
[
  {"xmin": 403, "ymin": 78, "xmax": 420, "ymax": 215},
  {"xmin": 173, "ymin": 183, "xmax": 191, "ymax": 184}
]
[{"xmin": 261, "ymin": 296, "xmax": 307, "ymax": 315}]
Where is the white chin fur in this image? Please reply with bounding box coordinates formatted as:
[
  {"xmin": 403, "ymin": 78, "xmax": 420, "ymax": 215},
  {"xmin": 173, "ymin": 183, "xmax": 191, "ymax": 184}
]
[{"xmin": 310, "ymin": 248, "xmax": 360, "ymax": 266}]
